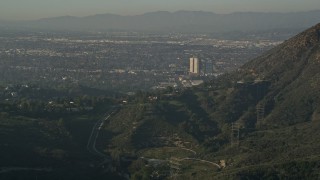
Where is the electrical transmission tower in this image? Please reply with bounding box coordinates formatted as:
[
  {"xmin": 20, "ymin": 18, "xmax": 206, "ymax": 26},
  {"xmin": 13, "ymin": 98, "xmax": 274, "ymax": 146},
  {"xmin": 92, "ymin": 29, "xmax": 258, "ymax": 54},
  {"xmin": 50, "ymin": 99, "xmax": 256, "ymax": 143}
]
[
  {"xmin": 255, "ymin": 68, "xmax": 266, "ymax": 128},
  {"xmin": 255, "ymin": 79, "xmax": 266, "ymax": 128},
  {"xmin": 169, "ymin": 157, "xmax": 181, "ymax": 180},
  {"xmin": 256, "ymin": 103, "xmax": 265, "ymax": 128},
  {"xmin": 231, "ymin": 122, "xmax": 240, "ymax": 147}
]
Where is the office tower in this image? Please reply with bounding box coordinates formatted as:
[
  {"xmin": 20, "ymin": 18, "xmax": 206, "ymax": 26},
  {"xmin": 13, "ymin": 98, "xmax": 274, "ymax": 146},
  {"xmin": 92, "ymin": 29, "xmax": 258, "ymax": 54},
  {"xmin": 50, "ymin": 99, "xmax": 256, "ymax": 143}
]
[{"xmin": 189, "ymin": 57, "xmax": 200, "ymax": 75}]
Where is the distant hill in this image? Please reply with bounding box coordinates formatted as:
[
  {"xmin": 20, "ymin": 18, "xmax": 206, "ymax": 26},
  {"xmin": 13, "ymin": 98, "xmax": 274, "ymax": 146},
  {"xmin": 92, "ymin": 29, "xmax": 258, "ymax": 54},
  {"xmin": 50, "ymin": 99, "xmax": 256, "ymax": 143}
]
[{"xmin": 4, "ymin": 10, "xmax": 320, "ymax": 33}]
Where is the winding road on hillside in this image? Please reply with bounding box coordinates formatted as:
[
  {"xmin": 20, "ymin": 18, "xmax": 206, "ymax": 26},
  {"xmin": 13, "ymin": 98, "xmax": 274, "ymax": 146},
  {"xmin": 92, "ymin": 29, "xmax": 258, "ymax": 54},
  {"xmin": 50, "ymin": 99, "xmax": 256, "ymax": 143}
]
[
  {"xmin": 87, "ymin": 109, "xmax": 116, "ymax": 158},
  {"xmin": 180, "ymin": 158, "xmax": 221, "ymax": 168},
  {"xmin": 0, "ymin": 167, "xmax": 52, "ymax": 174}
]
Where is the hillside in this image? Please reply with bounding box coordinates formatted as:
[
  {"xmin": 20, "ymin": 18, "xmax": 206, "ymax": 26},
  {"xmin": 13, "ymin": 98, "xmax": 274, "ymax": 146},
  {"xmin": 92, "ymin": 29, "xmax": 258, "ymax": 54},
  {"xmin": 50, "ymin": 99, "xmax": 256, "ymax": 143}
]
[
  {"xmin": 0, "ymin": 86, "xmax": 122, "ymax": 180},
  {"xmin": 240, "ymin": 23, "xmax": 320, "ymax": 126},
  {"xmin": 99, "ymin": 24, "xmax": 320, "ymax": 179},
  {"xmin": 197, "ymin": 23, "xmax": 320, "ymax": 178},
  {"xmin": 1, "ymin": 22, "xmax": 320, "ymax": 180}
]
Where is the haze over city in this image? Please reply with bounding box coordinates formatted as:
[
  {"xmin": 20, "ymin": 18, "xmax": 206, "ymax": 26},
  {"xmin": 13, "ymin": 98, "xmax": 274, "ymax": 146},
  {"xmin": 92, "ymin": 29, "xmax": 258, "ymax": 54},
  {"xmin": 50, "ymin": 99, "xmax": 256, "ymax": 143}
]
[
  {"xmin": 2, "ymin": 0, "xmax": 320, "ymax": 179},
  {"xmin": 1, "ymin": 0, "xmax": 320, "ymax": 20}
]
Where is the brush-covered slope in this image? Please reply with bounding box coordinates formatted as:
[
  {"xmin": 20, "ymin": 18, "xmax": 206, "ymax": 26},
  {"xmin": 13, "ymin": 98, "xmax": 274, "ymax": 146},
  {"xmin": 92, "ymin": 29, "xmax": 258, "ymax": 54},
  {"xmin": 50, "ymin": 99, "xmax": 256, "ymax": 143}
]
[
  {"xmin": 240, "ymin": 23, "xmax": 320, "ymax": 126},
  {"xmin": 196, "ymin": 23, "xmax": 320, "ymax": 178},
  {"xmin": 99, "ymin": 24, "xmax": 320, "ymax": 179}
]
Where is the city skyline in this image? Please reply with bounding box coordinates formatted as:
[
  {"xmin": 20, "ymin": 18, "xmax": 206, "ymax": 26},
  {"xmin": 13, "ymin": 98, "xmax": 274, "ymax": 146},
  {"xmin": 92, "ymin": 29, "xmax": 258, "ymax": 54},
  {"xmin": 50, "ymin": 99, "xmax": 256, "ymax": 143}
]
[{"xmin": 1, "ymin": 0, "xmax": 320, "ymax": 21}]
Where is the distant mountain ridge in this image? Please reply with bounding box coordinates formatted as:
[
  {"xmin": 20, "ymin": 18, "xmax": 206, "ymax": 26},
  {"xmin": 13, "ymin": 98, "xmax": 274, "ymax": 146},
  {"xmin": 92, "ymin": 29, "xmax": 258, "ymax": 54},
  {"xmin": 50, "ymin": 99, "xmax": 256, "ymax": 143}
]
[{"xmin": 3, "ymin": 10, "xmax": 320, "ymax": 32}]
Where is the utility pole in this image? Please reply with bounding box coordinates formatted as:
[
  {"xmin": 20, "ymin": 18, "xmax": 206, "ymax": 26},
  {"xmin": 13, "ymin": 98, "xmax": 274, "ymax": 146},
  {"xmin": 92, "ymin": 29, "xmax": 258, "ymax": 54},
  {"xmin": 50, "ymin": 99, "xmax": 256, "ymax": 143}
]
[
  {"xmin": 256, "ymin": 103, "xmax": 265, "ymax": 128},
  {"xmin": 255, "ymin": 78, "xmax": 266, "ymax": 129},
  {"xmin": 231, "ymin": 122, "xmax": 240, "ymax": 147},
  {"xmin": 169, "ymin": 157, "xmax": 181, "ymax": 180}
]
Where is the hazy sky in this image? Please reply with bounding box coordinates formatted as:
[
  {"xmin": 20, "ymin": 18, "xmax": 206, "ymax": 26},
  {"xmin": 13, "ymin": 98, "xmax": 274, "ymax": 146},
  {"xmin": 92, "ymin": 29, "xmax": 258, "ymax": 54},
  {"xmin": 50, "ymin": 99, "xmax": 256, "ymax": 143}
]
[{"xmin": 1, "ymin": 0, "xmax": 320, "ymax": 20}]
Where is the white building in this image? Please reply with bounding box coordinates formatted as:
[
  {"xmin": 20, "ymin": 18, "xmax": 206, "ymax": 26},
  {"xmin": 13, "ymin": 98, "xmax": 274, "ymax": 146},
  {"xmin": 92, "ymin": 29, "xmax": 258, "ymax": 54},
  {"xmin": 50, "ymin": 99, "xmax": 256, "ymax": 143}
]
[{"xmin": 189, "ymin": 57, "xmax": 200, "ymax": 75}]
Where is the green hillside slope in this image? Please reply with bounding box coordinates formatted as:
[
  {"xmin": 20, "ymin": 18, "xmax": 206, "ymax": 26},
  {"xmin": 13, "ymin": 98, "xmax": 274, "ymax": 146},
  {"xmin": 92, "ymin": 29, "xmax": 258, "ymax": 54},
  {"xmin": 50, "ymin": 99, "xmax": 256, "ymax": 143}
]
[{"xmin": 102, "ymin": 24, "xmax": 320, "ymax": 179}]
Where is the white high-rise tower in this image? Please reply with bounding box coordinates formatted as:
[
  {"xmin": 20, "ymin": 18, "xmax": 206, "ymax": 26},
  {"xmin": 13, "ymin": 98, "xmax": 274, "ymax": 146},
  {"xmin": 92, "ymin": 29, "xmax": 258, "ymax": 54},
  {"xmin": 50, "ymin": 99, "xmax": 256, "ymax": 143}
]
[{"xmin": 189, "ymin": 57, "xmax": 200, "ymax": 75}]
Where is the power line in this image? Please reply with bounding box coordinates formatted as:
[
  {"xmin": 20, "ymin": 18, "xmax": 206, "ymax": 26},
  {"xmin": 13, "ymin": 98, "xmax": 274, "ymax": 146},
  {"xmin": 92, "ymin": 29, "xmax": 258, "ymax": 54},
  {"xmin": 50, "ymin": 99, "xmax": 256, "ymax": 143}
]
[
  {"xmin": 256, "ymin": 103, "xmax": 265, "ymax": 128},
  {"xmin": 169, "ymin": 157, "xmax": 181, "ymax": 180},
  {"xmin": 231, "ymin": 122, "xmax": 240, "ymax": 147}
]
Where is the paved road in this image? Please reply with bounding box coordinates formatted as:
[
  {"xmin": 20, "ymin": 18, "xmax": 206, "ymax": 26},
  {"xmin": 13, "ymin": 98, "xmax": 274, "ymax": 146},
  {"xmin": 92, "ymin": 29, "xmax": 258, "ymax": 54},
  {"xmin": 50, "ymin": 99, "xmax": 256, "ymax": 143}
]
[
  {"xmin": 180, "ymin": 147, "xmax": 197, "ymax": 155},
  {"xmin": 180, "ymin": 158, "xmax": 221, "ymax": 168},
  {"xmin": 0, "ymin": 167, "xmax": 52, "ymax": 174},
  {"xmin": 87, "ymin": 110, "xmax": 115, "ymax": 158}
]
